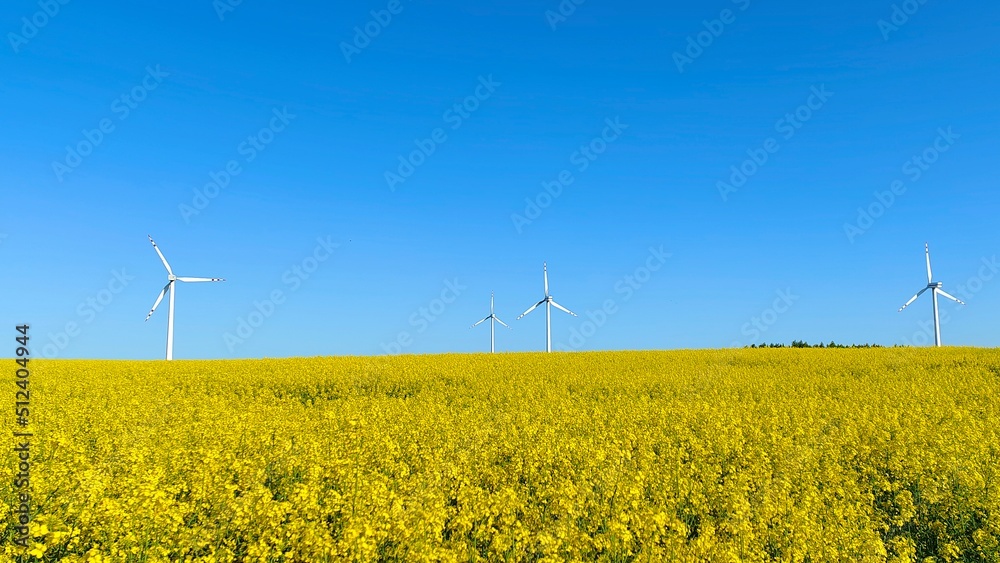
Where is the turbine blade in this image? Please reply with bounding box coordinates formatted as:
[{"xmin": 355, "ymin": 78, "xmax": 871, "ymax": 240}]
[
  {"xmin": 490, "ymin": 291, "xmax": 494, "ymax": 313},
  {"xmin": 176, "ymin": 277, "xmax": 225, "ymax": 282},
  {"xmin": 550, "ymin": 300, "xmax": 578, "ymax": 317},
  {"xmin": 145, "ymin": 282, "xmax": 171, "ymax": 321},
  {"xmin": 543, "ymin": 262, "xmax": 549, "ymax": 296},
  {"xmin": 148, "ymin": 235, "xmax": 173, "ymax": 275},
  {"xmin": 898, "ymin": 287, "xmax": 928, "ymax": 312},
  {"xmin": 471, "ymin": 316, "xmax": 490, "ymax": 328},
  {"xmin": 925, "ymin": 243, "xmax": 933, "ymax": 283},
  {"xmin": 495, "ymin": 316, "xmax": 510, "ymax": 328},
  {"xmin": 517, "ymin": 300, "xmax": 545, "ymax": 320},
  {"xmin": 936, "ymin": 289, "xmax": 966, "ymax": 305}
]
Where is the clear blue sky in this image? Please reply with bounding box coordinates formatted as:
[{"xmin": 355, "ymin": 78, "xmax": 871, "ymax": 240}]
[{"xmin": 2, "ymin": 0, "xmax": 998, "ymax": 359}]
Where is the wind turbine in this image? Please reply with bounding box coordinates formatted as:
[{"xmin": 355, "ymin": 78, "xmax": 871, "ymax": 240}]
[
  {"xmin": 471, "ymin": 292, "xmax": 510, "ymax": 353},
  {"xmin": 517, "ymin": 262, "xmax": 577, "ymax": 352},
  {"xmin": 145, "ymin": 235, "xmax": 225, "ymax": 360},
  {"xmin": 898, "ymin": 243, "xmax": 965, "ymax": 347}
]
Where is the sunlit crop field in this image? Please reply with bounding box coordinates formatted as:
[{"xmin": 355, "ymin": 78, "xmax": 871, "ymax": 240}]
[{"xmin": 3, "ymin": 349, "xmax": 999, "ymax": 562}]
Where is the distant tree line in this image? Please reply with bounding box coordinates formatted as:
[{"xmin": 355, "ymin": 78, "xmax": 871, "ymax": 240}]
[{"xmin": 746, "ymin": 341, "xmax": 886, "ymax": 349}]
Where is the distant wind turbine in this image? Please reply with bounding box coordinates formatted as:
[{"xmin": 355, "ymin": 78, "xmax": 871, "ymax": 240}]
[
  {"xmin": 145, "ymin": 236, "xmax": 225, "ymax": 360},
  {"xmin": 898, "ymin": 242, "xmax": 965, "ymax": 347},
  {"xmin": 517, "ymin": 262, "xmax": 577, "ymax": 352},
  {"xmin": 471, "ymin": 291, "xmax": 510, "ymax": 353}
]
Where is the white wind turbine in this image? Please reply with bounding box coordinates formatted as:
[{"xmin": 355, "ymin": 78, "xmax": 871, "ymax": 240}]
[
  {"xmin": 471, "ymin": 292, "xmax": 510, "ymax": 353},
  {"xmin": 898, "ymin": 242, "xmax": 965, "ymax": 347},
  {"xmin": 517, "ymin": 262, "xmax": 577, "ymax": 352},
  {"xmin": 145, "ymin": 235, "xmax": 225, "ymax": 360}
]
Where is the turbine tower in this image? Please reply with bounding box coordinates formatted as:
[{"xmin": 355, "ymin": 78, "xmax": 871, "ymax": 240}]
[
  {"xmin": 517, "ymin": 262, "xmax": 577, "ymax": 352},
  {"xmin": 145, "ymin": 235, "xmax": 225, "ymax": 360},
  {"xmin": 898, "ymin": 243, "xmax": 965, "ymax": 347},
  {"xmin": 471, "ymin": 291, "xmax": 509, "ymax": 353}
]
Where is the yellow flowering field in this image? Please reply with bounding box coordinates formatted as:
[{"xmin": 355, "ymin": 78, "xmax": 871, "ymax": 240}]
[{"xmin": 3, "ymin": 349, "xmax": 999, "ymax": 562}]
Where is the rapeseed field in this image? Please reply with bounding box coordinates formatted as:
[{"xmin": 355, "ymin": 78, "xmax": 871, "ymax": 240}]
[{"xmin": 2, "ymin": 349, "xmax": 999, "ymax": 562}]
